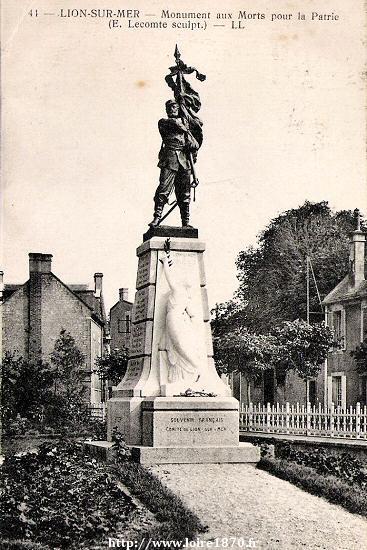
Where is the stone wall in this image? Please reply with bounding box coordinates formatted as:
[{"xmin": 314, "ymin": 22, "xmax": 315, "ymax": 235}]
[
  {"xmin": 40, "ymin": 274, "xmax": 91, "ymax": 365},
  {"xmin": 2, "ymin": 272, "xmax": 104, "ymax": 403},
  {"xmin": 90, "ymin": 319, "xmax": 103, "ymax": 403},
  {"xmin": 2, "ymin": 285, "xmax": 29, "ymax": 358}
]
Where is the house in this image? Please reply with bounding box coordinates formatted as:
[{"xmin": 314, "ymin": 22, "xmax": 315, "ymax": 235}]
[
  {"xmin": 0, "ymin": 253, "xmax": 109, "ymax": 404},
  {"xmin": 323, "ymin": 217, "xmax": 367, "ymax": 407},
  {"xmin": 109, "ymin": 288, "xmax": 133, "ymax": 351},
  {"xmin": 229, "ymin": 218, "xmax": 367, "ymax": 410}
]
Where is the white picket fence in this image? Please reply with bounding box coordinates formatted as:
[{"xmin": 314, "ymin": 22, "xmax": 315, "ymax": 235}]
[{"xmin": 240, "ymin": 402, "xmax": 367, "ymax": 440}]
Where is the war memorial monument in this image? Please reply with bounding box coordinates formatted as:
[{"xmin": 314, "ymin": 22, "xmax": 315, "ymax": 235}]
[{"xmin": 106, "ymin": 48, "xmax": 259, "ymax": 465}]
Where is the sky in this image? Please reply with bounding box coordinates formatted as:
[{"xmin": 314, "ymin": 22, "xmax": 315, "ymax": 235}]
[{"xmin": 1, "ymin": 0, "xmax": 366, "ymax": 313}]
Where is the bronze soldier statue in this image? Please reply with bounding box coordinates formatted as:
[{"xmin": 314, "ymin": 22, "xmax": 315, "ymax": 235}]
[
  {"xmin": 149, "ymin": 99, "xmax": 199, "ymax": 228},
  {"xmin": 149, "ymin": 47, "xmax": 205, "ymax": 229}
]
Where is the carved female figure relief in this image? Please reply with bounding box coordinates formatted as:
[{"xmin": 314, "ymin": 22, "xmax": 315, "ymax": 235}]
[{"xmin": 159, "ymin": 238, "xmax": 204, "ymax": 385}]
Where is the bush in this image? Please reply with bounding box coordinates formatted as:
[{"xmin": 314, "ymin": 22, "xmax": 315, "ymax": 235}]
[
  {"xmin": 3, "ymin": 413, "xmax": 106, "ymax": 441},
  {"xmin": 0, "ymin": 541, "xmax": 49, "ymax": 549},
  {"xmin": 5, "ymin": 415, "xmax": 33, "ymax": 436},
  {"xmin": 0, "ymin": 440, "xmax": 135, "ymax": 549},
  {"xmin": 246, "ymin": 438, "xmax": 275, "ymax": 458},
  {"xmin": 111, "ymin": 428, "xmax": 132, "ymax": 462},
  {"xmin": 1, "ymin": 354, "xmax": 54, "ymax": 430},
  {"xmin": 83, "ymin": 417, "xmax": 107, "ymax": 440},
  {"xmin": 1, "ymin": 332, "xmax": 96, "ymax": 438},
  {"xmin": 275, "ymin": 443, "xmax": 367, "ymax": 487}
]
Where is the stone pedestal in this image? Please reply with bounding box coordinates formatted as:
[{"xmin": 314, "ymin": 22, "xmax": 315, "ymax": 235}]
[
  {"xmin": 142, "ymin": 397, "xmax": 239, "ymax": 447},
  {"xmin": 107, "ymin": 227, "xmax": 259, "ymax": 465}
]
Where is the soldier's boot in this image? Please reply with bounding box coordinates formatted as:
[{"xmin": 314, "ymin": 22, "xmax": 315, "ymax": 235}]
[
  {"xmin": 180, "ymin": 204, "xmax": 193, "ymax": 228},
  {"xmin": 149, "ymin": 201, "xmax": 164, "ymax": 228}
]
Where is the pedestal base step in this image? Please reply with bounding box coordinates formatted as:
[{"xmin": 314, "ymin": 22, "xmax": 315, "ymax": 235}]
[
  {"xmin": 143, "ymin": 225, "xmax": 198, "ymax": 242},
  {"xmin": 131, "ymin": 443, "xmax": 260, "ymax": 464},
  {"xmin": 84, "ymin": 440, "xmax": 114, "ymax": 461},
  {"xmin": 84, "ymin": 441, "xmax": 260, "ymax": 465}
]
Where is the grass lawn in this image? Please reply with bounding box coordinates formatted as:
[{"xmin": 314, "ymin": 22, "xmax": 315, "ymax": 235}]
[
  {"xmin": 113, "ymin": 461, "xmax": 207, "ymax": 542},
  {"xmin": 256, "ymin": 444, "xmax": 367, "ymax": 518}
]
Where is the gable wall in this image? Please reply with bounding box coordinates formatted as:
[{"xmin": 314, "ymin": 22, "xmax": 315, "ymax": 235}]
[
  {"xmin": 40, "ymin": 274, "xmax": 95, "ymax": 365},
  {"xmin": 2, "ymin": 286, "xmax": 29, "ymax": 358},
  {"xmin": 110, "ymin": 300, "xmax": 133, "ymax": 350}
]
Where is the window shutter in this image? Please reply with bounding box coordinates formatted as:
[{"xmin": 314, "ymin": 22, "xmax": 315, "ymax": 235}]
[
  {"xmin": 341, "ymin": 375, "xmax": 347, "ymax": 410},
  {"xmin": 327, "ymin": 376, "xmax": 332, "ymax": 407},
  {"xmin": 341, "ymin": 308, "xmax": 346, "ymax": 350},
  {"xmin": 326, "ymin": 309, "xmax": 333, "ymax": 330}
]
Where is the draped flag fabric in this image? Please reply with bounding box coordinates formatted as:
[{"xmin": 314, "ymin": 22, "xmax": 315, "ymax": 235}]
[{"xmin": 165, "ymin": 54, "xmax": 206, "ymax": 147}]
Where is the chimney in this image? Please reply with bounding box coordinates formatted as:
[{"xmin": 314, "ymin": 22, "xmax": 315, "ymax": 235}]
[
  {"xmin": 349, "ymin": 211, "xmax": 365, "ymax": 287},
  {"xmin": 94, "ymin": 273, "xmax": 103, "ymax": 298},
  {"xmin": 28, "ymin": 253, "xmax": 53, "ymax": 362},
  {"xmin": 119, "ymin": 288, "xmax": 129, "ymax": 302},
  {"xmin": 29, "ymin": 253, "xmax": 53, "ymax": 274}
]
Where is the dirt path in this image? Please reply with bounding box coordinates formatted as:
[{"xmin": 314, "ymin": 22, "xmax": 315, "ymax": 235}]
[{"xmin": 150, "ymin": 464, "xmax": 366, "ymax": 550}]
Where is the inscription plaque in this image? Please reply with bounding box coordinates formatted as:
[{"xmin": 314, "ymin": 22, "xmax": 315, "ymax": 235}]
[
  {"xmin": 129, "ymin": 321, "xmax": 153, "ymax": 357},
  {"xmin": 132, "ymin": 286, "xmax": 155, "ymax": 323},
  {"xmin": 117, "ymin": 357, "xmax": 151, "ymax": 391},
  {"xmin": 142, "ymin": 410, "xmax": 239, "ymax": 447},
  {"xmin": 136, "ymin": 252, "xmax": 157, "ymax": 289},
  {"xmin": 123, "ymin": 358, "xmax": 145, "ymax": 384}
]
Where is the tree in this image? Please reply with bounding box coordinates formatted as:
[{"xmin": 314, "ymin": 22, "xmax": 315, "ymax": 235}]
[
  {"xmin": 1, "ymin": 352, "xmax": 55, "ymax": 431},
  {"xmin": 213, "ymin": 327, "xmax": 278, "ymax": 403},
  {"xmin": 46, "ymin": 329, "xmax": 91, "ymax": 429},
  {"xmin": 350, "ymin": 339, "xmax": 367, "ymax": 374},
  {"xmin": 214, "ymin": 319, "xmax": 332, "ymax": 404},
  {"xmin": 271, "ymin": 319, "xmax": 333, "ymax": 402},
  {"xmin": 211, "ymin": 300, "xmax": 244, "ymax": 336},
  {"xmin": 50, "ymin": 329, "xmax": 86, "ymax": 404},
  {"xmin": 94, "ymin": 348, "xmax": 128, "ymax": 391},
  {"xmin": 1, "ymin": 332, "xmax": 94, "ymax": 433},
  {"xmin": 232, "ymin": 202, "xmax": 363, "ymax": 333}
]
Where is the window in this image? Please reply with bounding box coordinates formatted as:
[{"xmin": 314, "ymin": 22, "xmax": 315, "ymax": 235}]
[
  {"xmin": 330, "ymin": 309, "xmax": 346, "ymax": 350},
  {"xmin": 118, "ymin": 313, "xmax": 131, "ymax": 334},
  {"xmin": 309, "ymin": 380, "xmax": 317, "ymax": 406},
  {"xmin": 332, "ymin": 376, "xmax": 342, "ymax": 408},
  {"xmin": 360, "ymin": 376, "xmax": 367, "ymax": 405},
  {"xmin": 327, "ymin": 373, "xmax": 346, "ymax": 409},
  {"xmin": 263, "ymin": 370, "xmax": 275, "ymax": 405}
]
